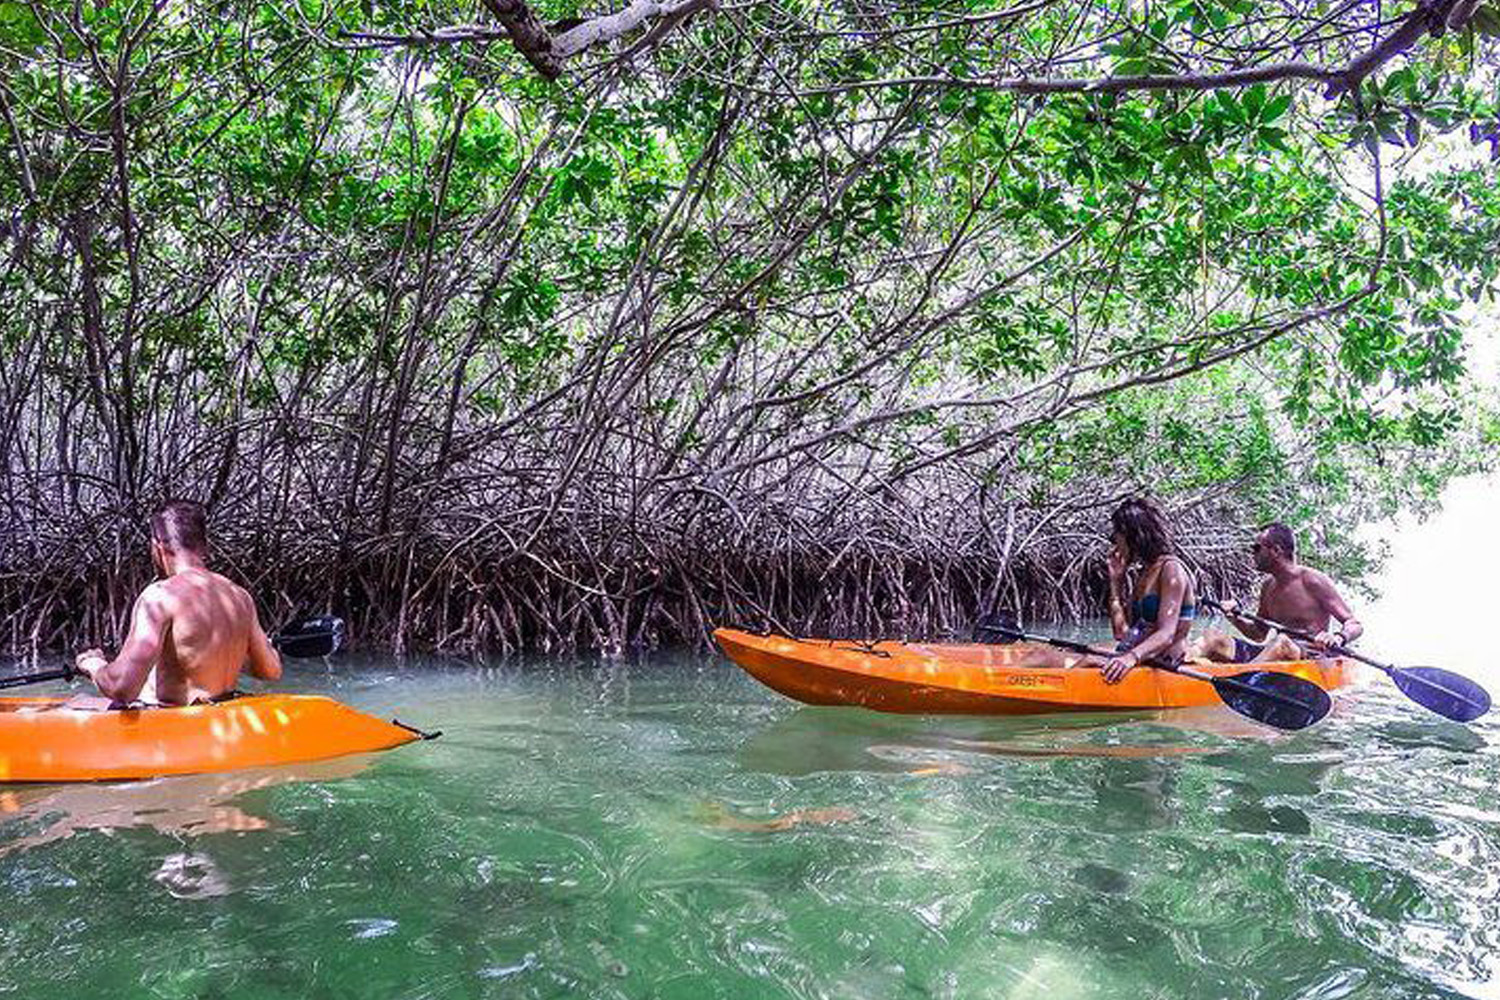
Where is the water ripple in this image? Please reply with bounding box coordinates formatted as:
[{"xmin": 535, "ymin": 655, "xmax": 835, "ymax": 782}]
[{"xmin": 0, "ymin": 654, "xmax": 1494, "ymax": 999}]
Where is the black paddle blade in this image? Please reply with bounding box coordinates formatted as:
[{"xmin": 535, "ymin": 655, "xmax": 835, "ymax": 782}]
[
  {"xmin": 973, "ymin": 612, "xmax": 1021, "ymax": 643},
  {"xmin": 1390, "ymin": 666, "xmax": 1491, "ymax": 723},
  {"xmin": 1212, "ymin": 670, "xmax": 1332, "ymax": 731},
  {"xmin": 274, "ymin": 616, "xmax": 346, "ymax": 658}
]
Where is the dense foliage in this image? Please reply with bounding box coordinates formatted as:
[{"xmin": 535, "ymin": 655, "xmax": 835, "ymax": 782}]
[{"xmin": 1, "ymin": 0, "xmax": 1497, "ymax": 651}]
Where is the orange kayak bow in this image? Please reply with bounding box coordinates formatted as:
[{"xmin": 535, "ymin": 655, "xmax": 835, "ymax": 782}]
[
  {"xmin": 0, "ymin": 694, "xmax": 429, "ymax": 783},
  {"xmin": 715, "ymin": 628, "xmax": 1357, "ymax": 715}
]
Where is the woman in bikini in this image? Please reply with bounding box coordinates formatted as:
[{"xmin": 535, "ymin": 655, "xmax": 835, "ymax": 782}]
[
  {"xmin": 1024, "ymin": 497, "xmax": 1198, "ymax": 682},
  {"xmin": 1098, "ymin": 496, "xmax": 1198, "ymax": 683}
]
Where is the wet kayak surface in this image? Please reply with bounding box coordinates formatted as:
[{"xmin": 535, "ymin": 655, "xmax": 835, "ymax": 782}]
[{"xmin": 1, "ymin": 649, "xmax": 1497, "ymax": 1000}]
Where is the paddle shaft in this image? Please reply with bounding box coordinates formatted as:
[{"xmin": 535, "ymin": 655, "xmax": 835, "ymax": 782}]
[
  {"xmin": 1205, "ymin": 598, "xmax": 1392, "ymax": 673},
  {"xmin": 1201, "ymin": 596, "xmax": 1490, "ymax": 720},
  {"xmin": 0, "ymin": 665, "xmax": 74, "ymax": 691},
  {"xmin": 985, "ymin": 623, "xmax": 1319, "ymax": 716}
]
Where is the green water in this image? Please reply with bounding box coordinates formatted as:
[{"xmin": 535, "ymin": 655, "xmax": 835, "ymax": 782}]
[{"xmin": 2, "ymin": 648, "xmax": 1497, "ymax": 1000}]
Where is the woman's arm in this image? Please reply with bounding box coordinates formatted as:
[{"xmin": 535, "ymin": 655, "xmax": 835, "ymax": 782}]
[{"xmin": 1106, "ymin": 540, "xmax": 1130, "ymax": 640}]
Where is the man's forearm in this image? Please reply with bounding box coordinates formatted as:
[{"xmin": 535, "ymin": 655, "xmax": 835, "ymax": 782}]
[
  {"xmin": 87, "ymin": 657, "xmax": 147, "ymax": 702},
  {"xmin": 94, "ymin": 662, "xmax": 135, "ymax": 701},
  {"xmin": 1232, "ymin": 615, "xmax": 1268, "ymax": 642}
]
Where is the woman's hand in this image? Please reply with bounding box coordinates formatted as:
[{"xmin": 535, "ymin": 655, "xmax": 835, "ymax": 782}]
[
  {"xmin": 1101, "ymin": 650, "xmax": 1139, "ymax": 684},
  {"xmin": 1106, "ymin": 537, "xmax": 1128, "ymax": 583}
]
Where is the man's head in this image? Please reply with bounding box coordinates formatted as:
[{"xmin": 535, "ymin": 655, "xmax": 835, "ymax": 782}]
[
  {"xmin": 1110, "ymin": 496, "xmax": 1175, "ymax": 565},
  {"xmin": 150, "ymin": 500, "xmax": 208, "ymax": 571},
  {"xmin": 1252, "ymin": 521, "xmax": 1295, "ymax": 572}
]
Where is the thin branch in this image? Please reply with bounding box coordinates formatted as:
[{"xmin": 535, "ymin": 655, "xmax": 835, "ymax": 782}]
[{"xmin": 792, "ymin": 0, "xmax": 1460, "ymax": 100}]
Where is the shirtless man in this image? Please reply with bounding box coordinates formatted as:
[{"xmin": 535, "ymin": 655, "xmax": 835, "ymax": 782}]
[
  {"xmin": 73, "ymin": 501, "xmax": 281, "ymax": 706},
  {"xmin": 1194, "ymin": 522, "xmax": 1363, "ymax": 663}
]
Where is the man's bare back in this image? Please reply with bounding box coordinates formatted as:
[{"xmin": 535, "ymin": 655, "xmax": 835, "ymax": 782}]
[
  {"xmin": 76, "ymin": 503, "xmax": 280, "ymax": 707},
  {"xmin": 142, "ymin": 569, "xmax": 274, "ymax": 704}
]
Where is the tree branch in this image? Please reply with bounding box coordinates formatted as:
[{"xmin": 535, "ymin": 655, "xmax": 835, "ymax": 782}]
[
  {"xmin": 794, "ymin": 0, "xmax": 1463, "ymax": 100},
  {"xmin": 342, "ymin": 0, "xmax": 717, "ymax": 78},
  {"xmin": 555, "ymin": 0, "xmax": 717, "ymax": 59},
  {"xmin": 338, "ymin": 25, "xmax": 513, "ymax": 49},
  {"xmin": 478, "ymin": 0, "xmax": 564, "ymax": 78}
]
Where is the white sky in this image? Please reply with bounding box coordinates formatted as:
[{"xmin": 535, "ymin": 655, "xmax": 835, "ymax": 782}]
[
  {"xmin": 1360, "ymin": 305, "xmax": 1499, "ymax": 684},
  {"xmin": 1363, "ymin": 473, "xmax": 1500, "ymax": 682}
]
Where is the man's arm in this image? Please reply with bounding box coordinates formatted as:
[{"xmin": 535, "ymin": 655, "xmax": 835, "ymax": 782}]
[
  {"xmin": 77, "ymin": 586, "xmax": 169, "ymax": 702},
  {"xmin": 1223, "ymin": 583, "xmax": 1272, "ymax": 641},
  {"xmin": 246, "ymin": 610, "xmax": 282, "ymax": 682},
  {"xmin": 1309, "ymin": 572, "xmax": 1362, "ymax": 647}
]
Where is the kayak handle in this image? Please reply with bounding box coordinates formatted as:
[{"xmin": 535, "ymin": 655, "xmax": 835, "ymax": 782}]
[{"xmin": 393, "ymin": 719, "xmax": 442, "ymax": 740}]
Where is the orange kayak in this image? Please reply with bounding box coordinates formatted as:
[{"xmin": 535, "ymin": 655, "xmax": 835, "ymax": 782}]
[
  {"xmin": 715, "ymin": 628, "xmax": 1357, "ymax": 715},
  {"xmin": 0, "ymin": 694, "xmax": 429, "ymax": 783}
]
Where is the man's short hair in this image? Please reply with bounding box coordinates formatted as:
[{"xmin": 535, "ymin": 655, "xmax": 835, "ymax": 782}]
[
  {"xmin": 151, "ymin": 500, "xmax": 208, "ymax": 555},
  {"xmin": 1259, "ymin": 521, "xmax": 1295, "ymax": 559}
]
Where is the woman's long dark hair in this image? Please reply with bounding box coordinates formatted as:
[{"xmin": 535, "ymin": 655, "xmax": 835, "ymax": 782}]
[{"xmin": 1110, "ymin": 497, "xmax": 1175, "ymax": 564}]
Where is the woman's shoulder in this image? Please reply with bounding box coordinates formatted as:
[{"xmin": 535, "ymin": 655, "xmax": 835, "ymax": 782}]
[{"xmin": 1154, "ymin": 554, "xmax": 1195, "ymax": 587}]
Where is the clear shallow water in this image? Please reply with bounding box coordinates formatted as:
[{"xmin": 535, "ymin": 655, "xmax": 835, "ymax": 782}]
[{"xmin": 2, "ymin": 647, "xmax": 1498, "ymax": 1000}]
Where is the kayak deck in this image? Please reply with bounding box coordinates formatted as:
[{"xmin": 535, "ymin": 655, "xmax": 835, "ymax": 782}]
[
  {"xmin": 0, "ymin": 694, "xmax": 423, "ymax": 783},
  {"xmin": 714, "ymin": 628, "xmax": 1357, "ymax": 715}
]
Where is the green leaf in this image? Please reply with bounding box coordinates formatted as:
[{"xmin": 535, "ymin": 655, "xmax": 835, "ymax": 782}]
[
  {"xmin": 1257, "ymin": 126, "xmax": 1292, "ymax": 153},
  {"xmin": 1215, "ymin": 90, "xmax": 1243, "ymax": 123},
  {"xmin": 1262, "ymin": 93, "xmax": 1292, "ymax": 123},
  {"xmin": 1244, "ymin": 83, "xmax": 1266, "ymax": 117}
]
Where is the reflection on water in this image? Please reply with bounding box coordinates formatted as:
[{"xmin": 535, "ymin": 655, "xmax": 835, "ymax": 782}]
[
  {"xmin": 0, "ymin": 653, "xmax": 1495, "ymax": 1000},
  {"xmin": 153, "ymin": 851, "xmax": 232, "ymax": 900},
  {"xmin": 738, "ymin": 704, "xmax": 1231, "ymax": 779},
  {"xmin": 696, "ymin": 802, "xmax": 861, "ymax": 832},
  {"xmin": 0, "ymin": 755, "xmax": 374, "ymax": 855}
]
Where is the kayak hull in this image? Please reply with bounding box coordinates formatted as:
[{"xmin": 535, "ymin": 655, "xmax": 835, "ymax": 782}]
[
  {"xmin": 0, "ymin": 694, "xmax": 422, "ymax": 783},
  {"xmin": 714, "ymin": 629, "xmax": 1357, "ymax": 715}
]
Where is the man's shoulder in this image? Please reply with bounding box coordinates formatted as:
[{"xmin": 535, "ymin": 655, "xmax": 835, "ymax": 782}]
[
  {"xmin": 201, "ymin": 571, "xmax": 256, "ymax": 614},
  {"xmin": 154, "ymin": 571, "xmax": 249, "ymax": 602},
  {"xmin": 1298, "ymin": 565, "xmax": 1338, "ymax": 589},
  {"xmin": 205, "ymin": 569, "xmax": 251, "ymax": 595},
  {"xmin": 134, "ymin": 580, "xmax": 180, "ymax": 621},
  {"xmin": 139, "ymin": 579, "xmax": 176, "ymax": 604}
]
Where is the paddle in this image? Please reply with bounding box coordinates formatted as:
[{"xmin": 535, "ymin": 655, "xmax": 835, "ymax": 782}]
[
  {"xmin": 0, "ymin": 664, "xmax": 75, "ymax": 691},
  {"xmin": 1200, "ymin": 597, "xmax": 1490, "ymax": 723},
  {"xmin": 0, "ymin": 615, "xmax": 348, "ymax": 691},
  {"xmin": 273, "ymin": 615, "xmax": 348, "ymax": 659},
  {"xmin": 973, "ymin": 615, "xmax": 1331, "ymax": 731}
]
